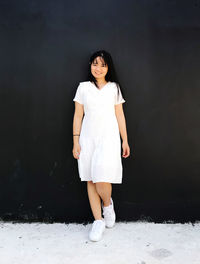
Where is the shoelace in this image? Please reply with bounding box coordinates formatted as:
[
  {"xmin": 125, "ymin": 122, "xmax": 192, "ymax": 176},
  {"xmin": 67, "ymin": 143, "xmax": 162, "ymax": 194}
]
[
  {"xmin": 103, "ymin": 207, "xmax": 114, "ymax": 217},
  {"xmin": 91, "ymin": 220, "xmax": 104, "ymax": 232}
]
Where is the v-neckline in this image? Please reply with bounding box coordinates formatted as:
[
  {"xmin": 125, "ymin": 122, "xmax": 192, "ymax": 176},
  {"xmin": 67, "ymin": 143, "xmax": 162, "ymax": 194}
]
[{"xmin": 90, "ymin": 81, "xmax": 110, "ymax": 91}]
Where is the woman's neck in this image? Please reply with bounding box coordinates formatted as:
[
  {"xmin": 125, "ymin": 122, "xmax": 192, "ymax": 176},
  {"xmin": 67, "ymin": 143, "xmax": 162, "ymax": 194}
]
[{"xmin": 96, "ymin": 78, "xmax": 107, "ymax": 85}]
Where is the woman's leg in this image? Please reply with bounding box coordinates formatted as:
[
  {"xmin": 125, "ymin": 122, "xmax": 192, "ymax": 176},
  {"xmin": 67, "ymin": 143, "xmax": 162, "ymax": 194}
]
[
  {"xmin": 95, "ymin": 182, "xmax": 112, "ymax": 207},
  {"xmin": 87, "ymin": 181, "xmax": 103, "ymax": 220}
]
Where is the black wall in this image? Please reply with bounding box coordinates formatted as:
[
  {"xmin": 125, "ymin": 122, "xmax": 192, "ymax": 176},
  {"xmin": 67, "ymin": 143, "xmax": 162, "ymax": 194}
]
[{"xmin": 1, "ymin": 0, "xmax": 200, "ymax": 223}]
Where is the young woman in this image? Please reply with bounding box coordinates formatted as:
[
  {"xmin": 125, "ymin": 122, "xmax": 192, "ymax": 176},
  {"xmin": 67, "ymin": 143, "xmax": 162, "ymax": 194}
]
[{"xmin": 72, "ymin": 50, "xmax": 130, "ymax": 242}]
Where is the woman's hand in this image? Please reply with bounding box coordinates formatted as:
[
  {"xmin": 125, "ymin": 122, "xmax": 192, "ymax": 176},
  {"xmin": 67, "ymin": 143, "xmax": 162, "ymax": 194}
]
[
  {"xmin": 122, "ymin": 140, "xmax": 130, "ymax": 158},
  {"xmin": 72, "ymin": 143, "xmax": 81, "ymax": 159}
]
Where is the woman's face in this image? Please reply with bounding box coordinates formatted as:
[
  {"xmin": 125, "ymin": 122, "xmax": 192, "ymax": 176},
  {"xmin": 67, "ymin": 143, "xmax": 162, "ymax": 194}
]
[{"xmin": 91, "ymin": 56, "xmax": 108, "ymax": 80}]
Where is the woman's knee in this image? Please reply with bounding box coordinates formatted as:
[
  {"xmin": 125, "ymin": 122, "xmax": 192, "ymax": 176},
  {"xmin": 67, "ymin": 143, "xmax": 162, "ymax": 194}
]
[{"xmin": 95, "ymin": 182, "xmax": 108, "ymax": 191}]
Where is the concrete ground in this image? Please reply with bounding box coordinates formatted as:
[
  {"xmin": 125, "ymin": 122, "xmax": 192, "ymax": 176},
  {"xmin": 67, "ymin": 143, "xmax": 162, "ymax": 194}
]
[{"xmin": 0, "ymin": 221, "xmax": 200, "ymax": 264}]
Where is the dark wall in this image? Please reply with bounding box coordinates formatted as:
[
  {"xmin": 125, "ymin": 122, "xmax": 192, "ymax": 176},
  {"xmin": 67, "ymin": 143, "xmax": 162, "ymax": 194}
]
[{"xmin": 1, "ymin": 0, "xmax": 200, "ymax": 223}]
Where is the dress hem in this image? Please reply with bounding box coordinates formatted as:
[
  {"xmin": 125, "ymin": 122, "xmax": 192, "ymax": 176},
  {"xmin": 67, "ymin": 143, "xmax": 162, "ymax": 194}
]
[{"xmin": 80, "ymin": 178, "xmax": 122, "ymax": 184}]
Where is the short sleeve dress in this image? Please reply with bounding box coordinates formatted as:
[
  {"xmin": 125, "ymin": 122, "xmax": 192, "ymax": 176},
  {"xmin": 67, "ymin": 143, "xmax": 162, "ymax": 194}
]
[{"xmin": 73, "ymin": 81, "xmax": 126, "ymax": 184}]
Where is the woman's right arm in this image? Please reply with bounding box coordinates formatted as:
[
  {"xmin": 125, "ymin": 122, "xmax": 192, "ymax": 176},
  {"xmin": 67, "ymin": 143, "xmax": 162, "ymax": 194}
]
[{"xmin": 72, "ymin": 102, "xmax": 84, "ymax": 159}]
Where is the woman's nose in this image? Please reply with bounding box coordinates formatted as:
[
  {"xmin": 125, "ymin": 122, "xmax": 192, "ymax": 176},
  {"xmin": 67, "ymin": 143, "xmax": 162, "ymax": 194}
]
[{"xmin": 96, "ymin": 65, "xmax": 101, "ymax": 70}]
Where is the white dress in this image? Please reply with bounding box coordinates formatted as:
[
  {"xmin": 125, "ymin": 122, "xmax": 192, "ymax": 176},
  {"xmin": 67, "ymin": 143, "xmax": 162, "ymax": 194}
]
[{"xmin": 73, "ymin": 81, "xmax": 126, "ymax": 184}]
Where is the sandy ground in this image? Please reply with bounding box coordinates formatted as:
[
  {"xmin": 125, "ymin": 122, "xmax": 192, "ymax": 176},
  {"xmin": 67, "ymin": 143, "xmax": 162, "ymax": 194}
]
[{"xmin": 0, "ymin": 221, "xmax": 200, "ymax": 264}]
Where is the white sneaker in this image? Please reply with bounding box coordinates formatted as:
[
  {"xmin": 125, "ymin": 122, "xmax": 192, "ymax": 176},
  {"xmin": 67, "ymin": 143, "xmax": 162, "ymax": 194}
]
[
  {"xmin": 102, "ymin": 197, "xmax": 116, "ymax": 228},
  {"xmin": 89, "ymin": 219, "xmax": 105, "ymax": 242}
]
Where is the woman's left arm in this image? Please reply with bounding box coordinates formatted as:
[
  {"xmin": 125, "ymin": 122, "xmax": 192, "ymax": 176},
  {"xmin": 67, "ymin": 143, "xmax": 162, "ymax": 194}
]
[{"xmin": 115, "ymin": 104, "xmax": 130, "ymax": 158}]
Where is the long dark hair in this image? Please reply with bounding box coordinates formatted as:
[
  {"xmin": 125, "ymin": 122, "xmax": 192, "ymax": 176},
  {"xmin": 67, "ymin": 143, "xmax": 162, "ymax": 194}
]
[{"xmin": 87, "ymin": 50, "xmax": 124, "ymax": 100}]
